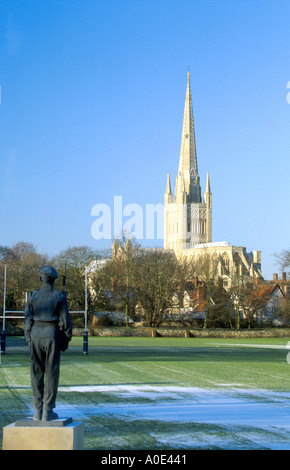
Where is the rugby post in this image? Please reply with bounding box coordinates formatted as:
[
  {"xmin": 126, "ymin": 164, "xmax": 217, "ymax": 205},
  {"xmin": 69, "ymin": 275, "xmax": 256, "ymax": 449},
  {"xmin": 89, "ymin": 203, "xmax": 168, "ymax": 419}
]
[
  {"xmin": 1, "ymin": 265, "xmax": 7, "ymax": 354},
  {"xmin": 83, "ymin": 266, "xmax": 88, "ymax": 355}
]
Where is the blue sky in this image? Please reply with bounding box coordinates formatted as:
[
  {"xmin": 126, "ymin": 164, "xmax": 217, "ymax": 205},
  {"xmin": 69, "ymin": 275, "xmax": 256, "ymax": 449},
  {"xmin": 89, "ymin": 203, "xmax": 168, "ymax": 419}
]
[{"xmin": 0, "ymin": 0, "xmax": 289, "ymax": 280}]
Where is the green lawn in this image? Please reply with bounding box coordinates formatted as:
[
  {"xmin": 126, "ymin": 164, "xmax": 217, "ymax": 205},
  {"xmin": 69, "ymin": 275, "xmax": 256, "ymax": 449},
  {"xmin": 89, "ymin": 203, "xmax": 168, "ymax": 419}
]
[{"xmin": 1, "ymin": 335, "xmax": 290, "ymax": 450}]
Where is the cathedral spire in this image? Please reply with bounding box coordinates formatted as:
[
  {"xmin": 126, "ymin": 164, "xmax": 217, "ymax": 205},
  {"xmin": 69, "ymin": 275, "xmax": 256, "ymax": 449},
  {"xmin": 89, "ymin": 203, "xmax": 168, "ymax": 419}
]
[
  {"xmin": 178, "ymin": 71, "xmax": 198, "ymax": 178},
  {"xmin": 164, "ymin": 72, "xmax": 212, "ymax": 250},
  {"xmin": 175, "ymin": 71, "xmax": 201, "ymax": 204}
]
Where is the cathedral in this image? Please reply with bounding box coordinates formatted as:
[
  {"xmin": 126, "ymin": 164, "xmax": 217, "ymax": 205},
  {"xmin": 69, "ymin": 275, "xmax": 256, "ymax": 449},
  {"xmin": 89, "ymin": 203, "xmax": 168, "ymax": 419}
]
[{"xmin": 164, "ymin": 72, "xmax": 263, "ymax": 288}]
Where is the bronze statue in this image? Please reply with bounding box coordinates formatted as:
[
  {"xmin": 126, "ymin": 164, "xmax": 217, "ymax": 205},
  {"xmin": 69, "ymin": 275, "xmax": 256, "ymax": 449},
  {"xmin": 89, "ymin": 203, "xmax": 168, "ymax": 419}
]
[{"xmin": 24, "ymin": 265, "xmax": 72, "ymax": 421}]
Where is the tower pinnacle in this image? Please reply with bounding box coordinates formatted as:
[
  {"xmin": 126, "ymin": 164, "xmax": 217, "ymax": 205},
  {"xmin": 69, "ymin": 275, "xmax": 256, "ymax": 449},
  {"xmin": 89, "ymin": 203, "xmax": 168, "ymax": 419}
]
[{"xmin": 205, "ymin": 172, "xmax": 211, "ymax": 193}]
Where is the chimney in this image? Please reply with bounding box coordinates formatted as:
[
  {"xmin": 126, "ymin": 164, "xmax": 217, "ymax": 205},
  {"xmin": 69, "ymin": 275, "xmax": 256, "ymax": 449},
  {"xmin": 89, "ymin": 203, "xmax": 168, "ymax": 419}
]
[
  {"xmin": 273, "ymin": 273, "xmax": 278, "ymax": 282},
  {"xmin": 197, "ymin": 285, "xmax": 207, "ymax": 302},
  {"xmin": 282, "ymin": 272, "xmax": 287, "ymax": 282}
]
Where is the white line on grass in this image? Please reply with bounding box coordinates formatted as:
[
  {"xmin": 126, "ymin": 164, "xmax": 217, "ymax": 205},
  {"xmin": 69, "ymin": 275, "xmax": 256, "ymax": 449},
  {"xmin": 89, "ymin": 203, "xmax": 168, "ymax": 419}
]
[{"xmin": 208, "ymin": 342, "xmax": 290, "ymax": 350}]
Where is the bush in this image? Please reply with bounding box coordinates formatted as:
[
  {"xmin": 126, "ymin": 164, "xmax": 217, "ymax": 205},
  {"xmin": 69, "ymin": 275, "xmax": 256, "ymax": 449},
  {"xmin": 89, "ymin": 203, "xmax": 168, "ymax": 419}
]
[{"xmin": 92, "ymin": 314, "xmax": 114, "ymax": 327}]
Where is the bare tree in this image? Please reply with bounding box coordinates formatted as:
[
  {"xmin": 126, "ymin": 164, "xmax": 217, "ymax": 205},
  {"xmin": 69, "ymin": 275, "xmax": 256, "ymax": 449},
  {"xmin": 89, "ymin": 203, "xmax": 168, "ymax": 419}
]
[
  {"xmin": 170, "ymin": 255, "xmax": 199, "ymax": 317},
  {"xmin": 95, "ymin": 236, "xmax": 141, "ymax": 326},
  {"xmin": 0, "ymin": 242, "xmax": 49, "ymax": 311},
  {"xmin": 133, "ymin": 249, "xmax": 179, "ymax": 327},
  {"xmin": 275, "ymin": 249, "xmax": 290, "ymax": 272},
  {"xmin": 242, "ymin": 285, "xmax": 272, "ymax": 328},
  {"xmin": 229, "ymin": 274, "xmax": 253, "ymax": 329},
  {"xmin": 209, "ymin": 278, "xmax": 233, "ymax": 328},
  {"xmin": 278, "ymin": 297, "xmax": 290, "ymax": 326},
  {"xmin": 195, "ymin": 253, "xmax": 219, "ymax": 329},
  {"xmin": 53, "ymin": 245, "xmax": 105, "ymax": 326}
]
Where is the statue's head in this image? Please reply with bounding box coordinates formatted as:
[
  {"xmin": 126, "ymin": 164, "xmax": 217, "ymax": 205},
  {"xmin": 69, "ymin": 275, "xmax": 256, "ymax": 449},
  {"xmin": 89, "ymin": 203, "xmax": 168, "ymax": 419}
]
[{"xmin": 39, "ymin": 265, "xmax": 58, "ymax": 285}]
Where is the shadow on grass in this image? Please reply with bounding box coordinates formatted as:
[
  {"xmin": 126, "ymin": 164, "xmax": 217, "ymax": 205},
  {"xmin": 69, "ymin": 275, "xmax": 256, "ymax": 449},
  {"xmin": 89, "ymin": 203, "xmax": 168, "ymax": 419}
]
[{"xmin": 2, "ymin": 336, "xmax": 287, "ymax": 365}]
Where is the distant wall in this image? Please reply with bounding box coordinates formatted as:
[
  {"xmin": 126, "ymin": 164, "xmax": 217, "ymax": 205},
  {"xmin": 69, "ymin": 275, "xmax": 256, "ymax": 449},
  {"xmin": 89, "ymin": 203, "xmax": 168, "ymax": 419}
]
[
  {"xmin": 72, "ymin": 327, "xmax": 290, "ymax": 339},
  {"xmin": 5, "ymin": 323, "xmax": 290, "ymax": 339}
]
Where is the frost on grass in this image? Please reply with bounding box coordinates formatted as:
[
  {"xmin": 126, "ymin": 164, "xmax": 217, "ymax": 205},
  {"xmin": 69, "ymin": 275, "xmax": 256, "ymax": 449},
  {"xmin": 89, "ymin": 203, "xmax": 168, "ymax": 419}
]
[{"xmin": 57, "ymin": 385, "xmax": 290, "ymax": 450}]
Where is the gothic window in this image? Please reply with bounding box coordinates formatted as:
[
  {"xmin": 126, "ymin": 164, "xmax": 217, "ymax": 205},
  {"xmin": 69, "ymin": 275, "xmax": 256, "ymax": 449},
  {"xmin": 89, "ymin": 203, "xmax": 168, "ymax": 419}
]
[
  {"xmin": 212, "ymin": 253, "xmax": 218, "ymax": 263},
  {"xmin": 233, "ymin": 253, "xmax": 239, "ymax": 267},
  {"xmin": 221, "ymin": 252, "xmax": 230, "ymax": 275},
  {"xmin": 211, "ymin": 253, "xmax": 218, "ymax": 272},
  {"xmin": 233, "ymin": 253, "xmax": 240, "ymax": 275}
]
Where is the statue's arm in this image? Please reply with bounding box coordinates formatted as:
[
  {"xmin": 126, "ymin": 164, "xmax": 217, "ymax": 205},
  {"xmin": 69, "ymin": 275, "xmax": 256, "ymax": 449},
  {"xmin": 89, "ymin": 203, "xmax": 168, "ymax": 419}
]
[{"xmin": 24, "ymin": 293, "xmax": 33, "ymax": 344}]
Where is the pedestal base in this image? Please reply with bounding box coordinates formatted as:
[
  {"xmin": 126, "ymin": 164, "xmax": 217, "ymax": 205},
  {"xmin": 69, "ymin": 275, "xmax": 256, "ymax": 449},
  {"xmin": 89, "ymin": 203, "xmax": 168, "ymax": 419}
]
[
  {"xmin": 14, "ymin": 417, "xmax": 73, "ymax": 427},
  {"xmin": 2, "ymin": 420, "xmax": 84, "ymax": 450}
]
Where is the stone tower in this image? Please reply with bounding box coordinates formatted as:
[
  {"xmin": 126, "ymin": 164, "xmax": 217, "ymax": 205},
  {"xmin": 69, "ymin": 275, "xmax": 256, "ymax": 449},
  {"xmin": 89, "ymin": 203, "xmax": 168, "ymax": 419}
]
[{"xmin": 164, "ymin": 72, "xmax": 212, "ymax": 250}]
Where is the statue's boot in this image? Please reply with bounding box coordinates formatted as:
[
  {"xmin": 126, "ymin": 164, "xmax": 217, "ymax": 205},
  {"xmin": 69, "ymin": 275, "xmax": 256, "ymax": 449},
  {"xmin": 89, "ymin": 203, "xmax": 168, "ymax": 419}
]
[
  {"xmin": 42, "ymin": 410, "xmax": 59, "ymax": 421},
  {"xmin": 33, "ymin": 409, "xmax": 43, "ymax": 421}
]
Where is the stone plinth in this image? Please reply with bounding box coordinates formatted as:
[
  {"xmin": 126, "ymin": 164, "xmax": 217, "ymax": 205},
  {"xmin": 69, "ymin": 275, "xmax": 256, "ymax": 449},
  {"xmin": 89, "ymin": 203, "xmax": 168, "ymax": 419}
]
[
  {"xmin": 2, "ymin": 419, "xmax": 84, "ymax": 450},
  {"xmin": 14, "ymin": 417, "xmax": 73, "ymax": 427}
]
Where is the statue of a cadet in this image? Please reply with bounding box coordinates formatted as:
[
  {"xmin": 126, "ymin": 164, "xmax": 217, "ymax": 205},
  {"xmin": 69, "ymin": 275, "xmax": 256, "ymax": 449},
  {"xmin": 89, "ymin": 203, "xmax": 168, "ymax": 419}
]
[{"xmin": 24, "ymin": 265, "xmax": 72, "ymax": 421}]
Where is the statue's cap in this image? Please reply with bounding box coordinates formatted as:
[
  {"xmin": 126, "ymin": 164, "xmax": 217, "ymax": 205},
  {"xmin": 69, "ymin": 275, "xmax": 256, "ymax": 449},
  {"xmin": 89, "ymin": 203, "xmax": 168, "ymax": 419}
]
[{"xmin": 40, "ymin": 265, "xmax": 58, "ymax": 279}]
